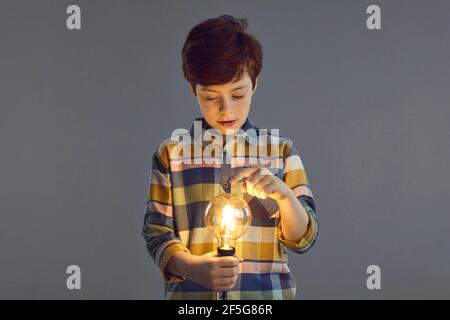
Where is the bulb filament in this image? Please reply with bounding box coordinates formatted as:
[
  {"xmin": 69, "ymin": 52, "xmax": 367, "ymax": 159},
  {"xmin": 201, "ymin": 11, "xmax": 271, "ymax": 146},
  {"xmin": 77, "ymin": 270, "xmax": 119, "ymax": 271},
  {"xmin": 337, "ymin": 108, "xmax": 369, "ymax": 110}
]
[{"xmin": 221, "ymin": 204, "xmax": 237, "ymax": 249}]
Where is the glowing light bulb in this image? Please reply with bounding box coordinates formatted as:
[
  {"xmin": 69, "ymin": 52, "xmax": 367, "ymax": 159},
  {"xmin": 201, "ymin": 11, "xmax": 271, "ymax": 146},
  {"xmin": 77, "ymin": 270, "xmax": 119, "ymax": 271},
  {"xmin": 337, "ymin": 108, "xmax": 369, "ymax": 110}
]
[{"xmin": 204, "ymin": 193, "xmax": 252, "ymax": 256}]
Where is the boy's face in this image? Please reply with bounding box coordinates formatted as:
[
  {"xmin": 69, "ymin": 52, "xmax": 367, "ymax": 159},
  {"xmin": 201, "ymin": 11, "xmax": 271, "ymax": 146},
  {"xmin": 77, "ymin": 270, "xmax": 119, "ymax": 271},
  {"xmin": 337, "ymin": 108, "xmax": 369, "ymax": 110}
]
[{"xmin": 192, "ymin": 72, "xmax": 257, "ymax": 135}]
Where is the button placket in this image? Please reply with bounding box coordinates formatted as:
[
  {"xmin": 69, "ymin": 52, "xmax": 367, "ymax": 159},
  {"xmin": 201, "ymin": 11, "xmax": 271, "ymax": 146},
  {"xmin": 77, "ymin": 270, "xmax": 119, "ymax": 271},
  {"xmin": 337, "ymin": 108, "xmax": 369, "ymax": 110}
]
[{"xmin": 221, "ymin": 146, "xmax": 232, "ymax": 193}]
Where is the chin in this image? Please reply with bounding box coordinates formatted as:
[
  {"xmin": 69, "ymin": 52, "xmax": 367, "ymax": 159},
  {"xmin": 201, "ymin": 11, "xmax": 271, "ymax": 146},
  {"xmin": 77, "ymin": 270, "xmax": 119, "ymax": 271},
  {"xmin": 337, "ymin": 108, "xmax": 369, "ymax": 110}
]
[{"xmin": 221, "ymin": 128, "xmax": 240, "ymax": 136}]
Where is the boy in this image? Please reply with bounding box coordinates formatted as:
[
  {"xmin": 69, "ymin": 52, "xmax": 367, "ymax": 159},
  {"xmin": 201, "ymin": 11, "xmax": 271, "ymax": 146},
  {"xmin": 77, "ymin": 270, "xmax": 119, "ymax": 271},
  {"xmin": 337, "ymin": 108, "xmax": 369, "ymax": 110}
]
[{"xmin": 142, "ymin": 15, "xmax": 318, "ymax": 300}]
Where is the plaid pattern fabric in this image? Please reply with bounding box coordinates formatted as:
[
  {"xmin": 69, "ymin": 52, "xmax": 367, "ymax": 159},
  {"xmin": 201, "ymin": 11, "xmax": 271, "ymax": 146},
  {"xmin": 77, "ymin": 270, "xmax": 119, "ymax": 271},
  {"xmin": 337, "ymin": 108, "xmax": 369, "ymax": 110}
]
[{"xmin": 142, "ymin": 117, "xmax": 318, "ymax": 300}]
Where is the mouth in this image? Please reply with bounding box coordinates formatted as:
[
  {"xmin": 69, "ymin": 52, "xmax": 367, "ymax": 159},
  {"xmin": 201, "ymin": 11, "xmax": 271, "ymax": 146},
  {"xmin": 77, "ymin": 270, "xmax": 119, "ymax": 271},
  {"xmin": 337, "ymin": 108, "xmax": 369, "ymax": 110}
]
[{"xmin": 217, "ymin": 119, "xmax": 237, "ymax": 127}]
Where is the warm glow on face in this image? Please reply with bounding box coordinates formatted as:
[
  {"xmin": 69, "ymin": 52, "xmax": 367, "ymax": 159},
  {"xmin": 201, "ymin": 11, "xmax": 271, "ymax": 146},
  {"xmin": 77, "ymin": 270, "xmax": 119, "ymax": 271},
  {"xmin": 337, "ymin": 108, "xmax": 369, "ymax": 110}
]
[{"xmin": 194, "ymin": 72, "xmax": 256, "ymax": 135}]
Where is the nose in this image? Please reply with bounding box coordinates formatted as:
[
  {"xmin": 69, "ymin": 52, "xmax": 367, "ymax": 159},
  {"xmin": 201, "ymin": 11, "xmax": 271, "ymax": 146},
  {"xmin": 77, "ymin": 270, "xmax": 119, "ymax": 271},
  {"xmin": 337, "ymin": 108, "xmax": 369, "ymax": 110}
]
[{"xmin": 219, "ymin": 97, "xmax": 233, "ymax": 113}]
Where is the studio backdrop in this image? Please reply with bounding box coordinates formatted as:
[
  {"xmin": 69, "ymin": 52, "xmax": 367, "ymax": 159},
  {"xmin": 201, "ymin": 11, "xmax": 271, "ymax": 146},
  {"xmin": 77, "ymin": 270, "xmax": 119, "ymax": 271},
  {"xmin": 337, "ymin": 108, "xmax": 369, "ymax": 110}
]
[{"xmin": 0, "ymin": 0, "xmax": 449, "ymax": 299}]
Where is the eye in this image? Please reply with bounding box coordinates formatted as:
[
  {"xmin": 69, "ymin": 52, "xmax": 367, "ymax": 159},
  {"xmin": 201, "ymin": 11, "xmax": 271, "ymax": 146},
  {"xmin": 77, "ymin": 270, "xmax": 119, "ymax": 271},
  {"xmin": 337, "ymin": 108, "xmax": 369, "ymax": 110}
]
[
  {"xmin": 232, "ymin": 95, "xmax": 245, "ymax": 100},
  {"xmin": 206, "ymin": 96, "xmax": 218, "ymax": 101}
]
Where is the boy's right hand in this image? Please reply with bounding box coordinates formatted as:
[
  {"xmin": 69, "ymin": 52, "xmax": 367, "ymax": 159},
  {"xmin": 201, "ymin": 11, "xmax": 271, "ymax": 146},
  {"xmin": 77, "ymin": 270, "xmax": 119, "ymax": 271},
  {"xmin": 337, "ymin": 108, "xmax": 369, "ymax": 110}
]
[{"xmin": 188, "ymin": 251, "xmax": 241, "ymax": 291}]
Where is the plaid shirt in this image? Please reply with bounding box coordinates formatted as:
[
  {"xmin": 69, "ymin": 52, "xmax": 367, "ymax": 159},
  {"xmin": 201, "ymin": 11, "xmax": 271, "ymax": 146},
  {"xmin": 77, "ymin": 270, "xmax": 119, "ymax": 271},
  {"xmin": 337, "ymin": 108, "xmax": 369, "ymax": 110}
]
[{"xmin": 142, "ymin": 117, "xmax": 318, "ymax": 299}]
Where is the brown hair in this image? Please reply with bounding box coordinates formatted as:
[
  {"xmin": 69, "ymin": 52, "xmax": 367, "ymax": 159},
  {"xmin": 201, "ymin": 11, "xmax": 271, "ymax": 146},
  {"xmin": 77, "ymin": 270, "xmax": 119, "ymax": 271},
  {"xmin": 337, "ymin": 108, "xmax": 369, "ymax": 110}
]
[{"xmin": 182, "ymin": 15, "xmax": 263, "ymax": 94}]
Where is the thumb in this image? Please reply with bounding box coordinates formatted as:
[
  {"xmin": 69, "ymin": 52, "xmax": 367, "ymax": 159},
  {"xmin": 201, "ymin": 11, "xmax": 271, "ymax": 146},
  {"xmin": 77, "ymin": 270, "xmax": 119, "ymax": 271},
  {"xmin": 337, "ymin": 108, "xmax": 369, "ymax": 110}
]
[
  {"xmin": 203, "ymin": 251, "xmax": 220, "ymax": 258},
  {"xmin": 241, "ymin": 182, "xmax": 248, "ymax": 194}
]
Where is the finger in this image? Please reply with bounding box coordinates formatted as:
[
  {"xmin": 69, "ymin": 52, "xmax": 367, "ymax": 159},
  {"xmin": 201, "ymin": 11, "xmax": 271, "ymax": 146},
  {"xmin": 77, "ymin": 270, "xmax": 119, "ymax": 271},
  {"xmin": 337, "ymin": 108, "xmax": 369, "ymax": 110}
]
[
  {"xmin": 245, "ymin": 170, "xmax": 265, "ymax": 196},
  {"xmin": 229, "ymin": 166, "xmax": 260, "ymax": 184},
  {"xmin": 246, "ymin": 169, "xmax": 264, "ymax": 185},
  {"xmin": 244, "ymin": 170, "xmax": 260, "ymax": 196},
  {"xmin": 263, "ymin": 183, "xmax": 277, "ymax": 198},
  {"xmin": 216, "ymin": 279, "xmax": 236, "ymax": 290},
  {"xmin": 218, "ymin": 266, "xmax": 239, "ymax": 278},
  {"xmin": 204, "ymin": 251, "xmax": 219, "ymax": 258},
  {"xmin": 238, "ymin": 166, "xmax": 274, "ymax": 184},
  {"xmin": 253, "ymin": 178, "xmax": 272, "ymax": 199},
  {"xmin": 259, "ymin": 166, "xmax": 274, "ymax": 177},
  {"xmin": 216, "ymin": 285, "xmax": 234, "ymax": 292},
  {"xmin": 215, "ymin": 277, "xmax": 237, "ymax": 290},
  {"xmin": 217, "ymin": 256, "xmax": 240, "ymax": 267},
  {"xmin": 214, "ymin": 277, "xmax": 234, "ymax": 287}
]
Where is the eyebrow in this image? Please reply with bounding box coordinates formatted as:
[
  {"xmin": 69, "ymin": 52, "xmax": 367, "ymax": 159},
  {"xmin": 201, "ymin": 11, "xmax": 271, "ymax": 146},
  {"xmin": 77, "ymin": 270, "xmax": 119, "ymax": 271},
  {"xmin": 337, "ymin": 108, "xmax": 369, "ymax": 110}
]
[{"xmin": 200, "ymin": 85, "xmax": 249, "ymax": 93}]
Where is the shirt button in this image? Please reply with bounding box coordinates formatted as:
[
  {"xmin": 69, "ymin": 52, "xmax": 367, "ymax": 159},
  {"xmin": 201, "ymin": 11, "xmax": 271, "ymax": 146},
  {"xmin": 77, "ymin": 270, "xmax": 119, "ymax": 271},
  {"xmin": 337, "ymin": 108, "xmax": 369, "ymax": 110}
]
[{"xmin": 222, "ymin": 182, "xmax": 230, "ymax": 189}]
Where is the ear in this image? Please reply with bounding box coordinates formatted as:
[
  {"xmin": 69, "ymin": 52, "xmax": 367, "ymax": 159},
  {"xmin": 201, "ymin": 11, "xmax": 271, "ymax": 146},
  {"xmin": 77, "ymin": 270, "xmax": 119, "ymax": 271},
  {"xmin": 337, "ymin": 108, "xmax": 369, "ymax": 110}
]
[{"xmin": 252, "ymin": 77, "xmax": 259, "ymax": 94}]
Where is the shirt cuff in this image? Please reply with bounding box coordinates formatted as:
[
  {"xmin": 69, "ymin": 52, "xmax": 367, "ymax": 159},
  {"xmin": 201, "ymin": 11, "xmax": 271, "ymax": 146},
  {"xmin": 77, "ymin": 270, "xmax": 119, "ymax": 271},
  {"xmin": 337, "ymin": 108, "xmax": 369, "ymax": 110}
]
[
  {"xmin": 158, "ymin": 242, "xmax": 191, "ymax": 283},
  {"xmin": 277, "ymin": 205, "xmax": 318, "ymax": 253}
]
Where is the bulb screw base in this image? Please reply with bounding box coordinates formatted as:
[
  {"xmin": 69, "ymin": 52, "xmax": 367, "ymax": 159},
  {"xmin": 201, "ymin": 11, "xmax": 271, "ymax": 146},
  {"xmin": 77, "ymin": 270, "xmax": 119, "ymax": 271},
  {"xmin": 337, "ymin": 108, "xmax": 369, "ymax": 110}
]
[{"xmin": 217, "ymin": 246, "xmax": 235, "ymax": 256}]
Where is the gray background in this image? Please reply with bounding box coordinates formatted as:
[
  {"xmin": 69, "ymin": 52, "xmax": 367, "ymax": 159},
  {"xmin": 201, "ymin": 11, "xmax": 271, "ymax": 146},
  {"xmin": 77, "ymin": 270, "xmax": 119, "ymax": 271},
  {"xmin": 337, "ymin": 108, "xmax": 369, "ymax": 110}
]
[{"xmin": 1, "ymin": 0, "xmax": 449, "ymax": 299}]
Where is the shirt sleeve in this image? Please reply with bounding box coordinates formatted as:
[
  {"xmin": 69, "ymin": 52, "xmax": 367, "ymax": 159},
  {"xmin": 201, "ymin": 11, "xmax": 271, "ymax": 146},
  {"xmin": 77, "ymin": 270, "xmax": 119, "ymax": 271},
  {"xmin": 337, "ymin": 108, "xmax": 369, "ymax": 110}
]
[
  {"xmin": 277, "ymin": 141, "xmax": 319, "ymax": 254},
  {"xmin": 142, "ymin": 145, "xmax": 190, "ymax": 283}
]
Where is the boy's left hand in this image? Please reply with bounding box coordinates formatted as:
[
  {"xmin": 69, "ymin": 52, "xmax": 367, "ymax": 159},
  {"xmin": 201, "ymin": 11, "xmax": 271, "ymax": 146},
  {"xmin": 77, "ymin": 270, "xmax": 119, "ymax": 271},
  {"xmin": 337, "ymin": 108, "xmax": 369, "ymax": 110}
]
[{"xmin": 229, "ymin": 167, "xmax": 293, "ymax": 202}]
